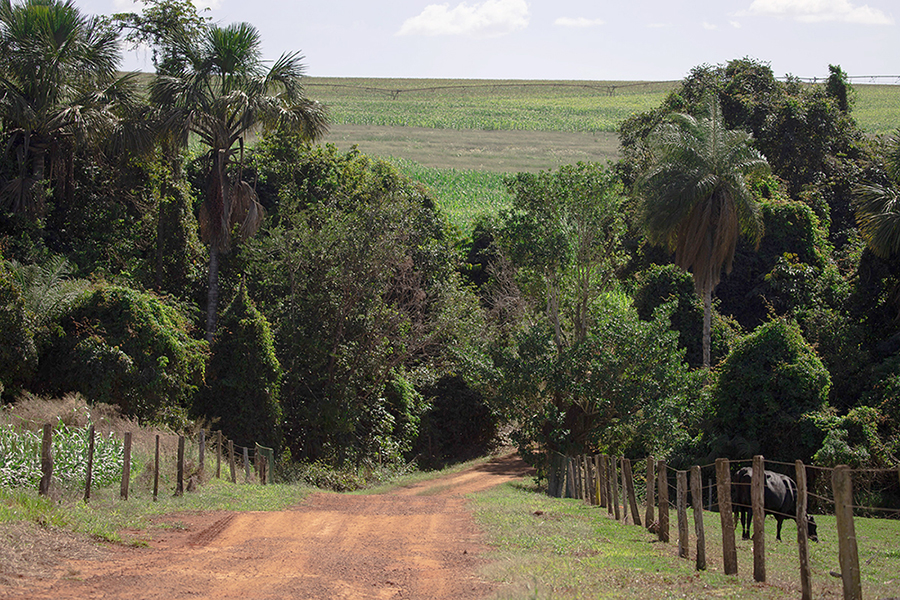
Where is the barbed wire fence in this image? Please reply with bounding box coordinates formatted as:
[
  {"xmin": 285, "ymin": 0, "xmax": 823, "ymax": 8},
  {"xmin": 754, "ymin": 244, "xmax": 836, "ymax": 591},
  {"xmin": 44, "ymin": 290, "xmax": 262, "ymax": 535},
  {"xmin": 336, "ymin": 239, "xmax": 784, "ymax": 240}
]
[
  {"xmin": 548, "ymin": 450, "xmax": 900, "ymax": 600},
  {"xmin": 31, "ymin": 423, "xmax": 276, "ymax": 503}
]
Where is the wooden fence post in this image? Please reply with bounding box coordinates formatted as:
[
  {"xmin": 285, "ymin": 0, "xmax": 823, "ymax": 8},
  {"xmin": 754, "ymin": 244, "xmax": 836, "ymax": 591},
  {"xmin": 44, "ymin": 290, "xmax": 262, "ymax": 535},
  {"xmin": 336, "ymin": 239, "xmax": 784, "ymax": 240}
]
[
  {"xmin": 566, "ymin": 456, "xmax": 576, "ymax": 498},
  {"xmin": 623, "ymin": 458, "xmax": 641, "ymax": 526},
  {"xmin": 604, "ymin": 456, "xmax": 614, "ymax": 515},
  {"xmin": 243, "ymin": 447, "xmax": 250, "ymax": 482},
  {"xmin": 620, "ymin": 457, "xmax": 629, "ymax": 523},
  {"xmin": 677, "ymin": 470, "xmax": 689, "ymax": 558},
  {"xmin": 39, "ymin": 424, "xmax": 53, "ymax": 496},
  {"xmin": 228, "ymin": 440, "xmax": 237, "ymax": 484},
  {"xmin": 84, "ymin": 425, "xmax": 94, "ymax": 502},
  {"xmin": 575, "ymin": 455, "xmax": 584, "ymax": 500},
  {"xmin": 645, "ymin": 457, "xmax": 655, "ymax": 531},
  {"xmin": 751, "ymin": 455, "xmax": 766, "ymax": 582},
  {"xmin": 690, "ymin": 465, "xmax": 706, "ymax": 571},
  {"xmin": 611, "ymin": 456, "xmax": 621, "ymax": 520},
  {"xmin": 594, "ymin": 455, "xmax": 602, "ymax": 506},
  {"xmin": 795, "ymin": 460, "xmax": 812, "ymax": 600},
  {"xmin": 598, "ymin": 455, "xmax": 607, "ymax": 508},
  {"xmin": 657, "ymin": 459, "xmax": 669, "ymax": 543},
  {"xmin": 198, "ymin": 430, "xmax": 205, "ymax": 475},
  {"xmin": 175, "ymin": 435, "xmax": 185, "ymax": 496},
  {"xmin": 548, "ymin": 452, "xmax": 559, "ymax": 497},
  {"xmin": 120, "ymin": 432, "xmax": 132, "ymax": 500},
  {"xmin": 833, "ymin": 465, "xmax": 862, "ymax": 600},
  {"xmin": 587, "ymin": 456, "xmax": 596, "ymax": 504},
  {"xmin": 216, "ymin": 430, "xmax": 222, "ymax": 479},
  {"xmin": 716, "ymin": 458, "xmax": 737, "ymax": 575},
  {"xmin": 153, "ymin": 434, "xmax": 160, "ymax": 501}
]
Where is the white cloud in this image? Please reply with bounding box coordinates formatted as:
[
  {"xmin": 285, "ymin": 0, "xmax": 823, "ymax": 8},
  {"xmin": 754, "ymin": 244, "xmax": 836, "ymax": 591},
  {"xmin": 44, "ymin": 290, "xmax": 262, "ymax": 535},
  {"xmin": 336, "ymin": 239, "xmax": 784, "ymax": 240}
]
[
  {"xmin": 397, "ymin": 0, "xmax": 530, "ymax": 37},
  {"xmin": 702, "ymin": 21, "xmax": 718, "ymax": 29},
  {"xmin": 742, "ymin": 0, "xmax": 894, "ymax": 25},
  {"xmin": 730, "ymin": 20, "xmax": 743, "ymax": 28},
  {"xmin": 554, "ymin": 17, "xmax": 605, "ymax": 28}
]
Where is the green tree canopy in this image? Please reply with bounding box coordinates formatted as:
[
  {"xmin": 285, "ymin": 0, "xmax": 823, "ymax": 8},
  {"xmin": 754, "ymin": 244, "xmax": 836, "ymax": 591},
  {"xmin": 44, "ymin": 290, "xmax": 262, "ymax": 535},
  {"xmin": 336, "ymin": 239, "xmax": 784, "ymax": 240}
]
[
  {"xmin": 195, "ymin": 283, "xmax": 281, "ymax": 449},
  {"xmin": 712, "ymin": 318, "xmax": 830, "ymax": 462}
]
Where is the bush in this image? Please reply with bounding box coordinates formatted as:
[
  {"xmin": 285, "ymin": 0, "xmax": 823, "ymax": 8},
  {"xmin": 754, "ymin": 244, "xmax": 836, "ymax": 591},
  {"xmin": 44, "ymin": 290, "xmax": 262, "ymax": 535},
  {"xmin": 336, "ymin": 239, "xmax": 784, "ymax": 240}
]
[
  {"xmin": 712, "ymin": 318, "xmax": 830, "ymax": 461},
  {"xmin": 195, "ymin": 285, "xmax": 282, "ymax": 449},
  {"xmin": 0, "ymin": 260, "xmax": 36, "ymax": 397},
  {"xmin": 37, "ymin": 284, "xmax": 208, "ymax": 423}
]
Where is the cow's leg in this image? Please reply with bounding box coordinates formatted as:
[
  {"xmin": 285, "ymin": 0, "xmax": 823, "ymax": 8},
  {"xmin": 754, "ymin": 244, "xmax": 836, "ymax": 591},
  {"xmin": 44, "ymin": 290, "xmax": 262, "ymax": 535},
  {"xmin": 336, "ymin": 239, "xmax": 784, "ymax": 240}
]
[
  {"xmin": 743, "ymin": 510, "xmax": 752, "ymax": 540},
  {"xmin": 775, "ymin": 516, "xmax": 783, "ymax": 541}
]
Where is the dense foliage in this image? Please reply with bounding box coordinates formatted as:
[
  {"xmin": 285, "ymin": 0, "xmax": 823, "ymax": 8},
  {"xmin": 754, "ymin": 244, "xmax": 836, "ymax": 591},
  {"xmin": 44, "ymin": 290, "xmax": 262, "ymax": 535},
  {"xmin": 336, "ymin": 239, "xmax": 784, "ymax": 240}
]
[
  {"xmin": 0, "ymin": 1, "xmax": 897, "ymax": 492},
  {"xmin": 194, "ymin": 284, "xmax": 281, "ymax": 449},
  {"xmin": 36, "ymin": 284, "xmax": 208, "ymax": 422}
]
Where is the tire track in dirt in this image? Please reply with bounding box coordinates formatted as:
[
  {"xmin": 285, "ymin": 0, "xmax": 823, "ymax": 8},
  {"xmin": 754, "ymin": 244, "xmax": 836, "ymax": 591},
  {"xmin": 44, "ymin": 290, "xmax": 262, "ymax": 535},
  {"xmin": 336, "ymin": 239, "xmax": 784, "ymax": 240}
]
[{"xmin": 2, "ymin": 453, "xmax": 533, "ymax": 600}]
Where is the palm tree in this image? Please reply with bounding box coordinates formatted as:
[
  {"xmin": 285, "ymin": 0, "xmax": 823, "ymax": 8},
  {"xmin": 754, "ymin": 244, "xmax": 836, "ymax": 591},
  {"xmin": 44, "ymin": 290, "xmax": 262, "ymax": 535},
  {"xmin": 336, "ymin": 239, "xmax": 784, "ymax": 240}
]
[
  {"xmin": 0, "ymin": 0, "xmax": 143, "ymax": 214},
  {"xmin": 151, "ymin": 22, "xmax": 328, "ymax": 341},
  {"xmin": 854, "ymin": 131, "xmax": 900, "ymax": 259},
  {"xmin": 637, "ymin": 97, "xmax": 769, "ymax": 368}
]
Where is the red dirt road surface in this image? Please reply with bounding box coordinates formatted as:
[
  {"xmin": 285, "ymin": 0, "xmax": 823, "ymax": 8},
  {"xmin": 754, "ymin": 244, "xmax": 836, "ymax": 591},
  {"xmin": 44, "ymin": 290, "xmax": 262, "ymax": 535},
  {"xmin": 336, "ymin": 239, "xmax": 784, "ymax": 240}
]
[{"xmin": 1, "ymin": 453, "xmax": 534, "ymax": 600}]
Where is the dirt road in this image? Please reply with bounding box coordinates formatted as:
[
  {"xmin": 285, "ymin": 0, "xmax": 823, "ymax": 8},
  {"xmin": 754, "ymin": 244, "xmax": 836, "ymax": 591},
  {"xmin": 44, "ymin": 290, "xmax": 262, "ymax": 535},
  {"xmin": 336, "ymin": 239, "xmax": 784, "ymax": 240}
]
[{"xmin": 1, "ymin": 453, "xmax": 533, "ymax": 600}]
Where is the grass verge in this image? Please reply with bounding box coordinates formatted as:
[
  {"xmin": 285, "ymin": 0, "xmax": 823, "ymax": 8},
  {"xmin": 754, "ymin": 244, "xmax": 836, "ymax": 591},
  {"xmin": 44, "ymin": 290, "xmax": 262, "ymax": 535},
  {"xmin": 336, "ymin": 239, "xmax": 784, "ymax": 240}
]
[
  {"xmin": 0, "ymin": 477, "xmax": 314, "ymax": 544},
  {"xmin": 472, "ymin": 478, "xmax": 900, "ymax": 599}
]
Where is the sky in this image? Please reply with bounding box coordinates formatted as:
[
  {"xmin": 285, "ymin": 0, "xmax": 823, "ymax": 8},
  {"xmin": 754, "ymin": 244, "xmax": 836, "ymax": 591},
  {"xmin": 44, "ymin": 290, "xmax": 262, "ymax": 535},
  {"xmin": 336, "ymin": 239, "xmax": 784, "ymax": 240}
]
[{"xmin": 76, "ymin": 0, "xmax": 897, "ymax": 82}]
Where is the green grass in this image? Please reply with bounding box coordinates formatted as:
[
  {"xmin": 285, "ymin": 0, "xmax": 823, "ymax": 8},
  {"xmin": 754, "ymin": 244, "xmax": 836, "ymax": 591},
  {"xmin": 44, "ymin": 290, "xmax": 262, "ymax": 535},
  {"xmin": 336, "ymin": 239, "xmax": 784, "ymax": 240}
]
[
  {"xmin": 473, "ymin": 478, "xmax": 900, "ymax": 599},
  {"xmin": 852, "ymin": 84, "xmax": 900, "ymax": 135},
  {"xmin": 0, "ymin": 477, "xmax": 314, "ymax": 544}
]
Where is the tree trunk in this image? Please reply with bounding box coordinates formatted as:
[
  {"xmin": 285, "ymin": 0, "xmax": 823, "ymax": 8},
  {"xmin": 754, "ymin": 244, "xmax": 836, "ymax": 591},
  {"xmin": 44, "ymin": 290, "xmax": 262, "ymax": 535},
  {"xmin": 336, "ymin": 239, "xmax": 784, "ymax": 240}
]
[
  {"xmin": 702, "ymin": 286, "xmax": 712, "ymax": 369},
  {"xmin": 206, "ymin": 245, "xmax": 220, "ymax": 343}
]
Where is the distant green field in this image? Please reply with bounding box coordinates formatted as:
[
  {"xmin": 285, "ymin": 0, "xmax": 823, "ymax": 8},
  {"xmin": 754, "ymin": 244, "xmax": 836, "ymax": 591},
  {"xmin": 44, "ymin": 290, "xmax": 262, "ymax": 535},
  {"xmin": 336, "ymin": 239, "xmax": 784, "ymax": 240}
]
[
  {"xmin": 390, "ymin": 158, "xmax": 511, "ymax": 233},
  {"xmin": 852, "ymin": 84, "xmax": 900, "ymax": 135},
  {"xmin": 308, "ymin": 77, "xmax": 900, "ymax": 136},
  {"xmin": 307, "ymin": 78, "xmax": 677, "ymax": 133}
]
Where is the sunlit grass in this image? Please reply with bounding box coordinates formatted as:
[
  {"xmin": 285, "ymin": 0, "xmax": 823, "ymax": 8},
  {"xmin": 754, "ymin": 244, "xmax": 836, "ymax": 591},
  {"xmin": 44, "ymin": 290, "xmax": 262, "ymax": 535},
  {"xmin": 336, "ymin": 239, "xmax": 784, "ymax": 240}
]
[
  {"xmin": 0, "ymin": 477, "xmax": 314, "ymax": 543},
  {"xmin": 390, "ymin": 157, "xmax": 512, "ymax": 233},
  {"xmin": 473, "ymin": 479, "xmax": 900, "ymax": 599}
]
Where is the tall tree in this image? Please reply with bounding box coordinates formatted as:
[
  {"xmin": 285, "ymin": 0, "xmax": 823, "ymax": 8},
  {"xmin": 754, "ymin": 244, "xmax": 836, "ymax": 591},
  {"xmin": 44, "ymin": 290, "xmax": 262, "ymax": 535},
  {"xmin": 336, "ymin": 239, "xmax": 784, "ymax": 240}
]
[
  {"xmin": 150, "ymin": 22, "xmax": 328, "ymax": 341},
  {"xmin": 0, "ymin": 0, "xmax": 142, "ymax": 214},
  {"xmin": 854, "ymin": 131, "xmax": 900, "ymax": 260},
  {"xmin": 637, "ymin": 97, "xmax": 769, "ymax": 368}
]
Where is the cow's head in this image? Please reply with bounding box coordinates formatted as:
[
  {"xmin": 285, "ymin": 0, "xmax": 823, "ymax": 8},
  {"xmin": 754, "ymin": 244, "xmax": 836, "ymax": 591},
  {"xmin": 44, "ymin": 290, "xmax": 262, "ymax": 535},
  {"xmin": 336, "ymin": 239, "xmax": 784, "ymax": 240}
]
[{"xmin": 807, "ymin": 515, "xmax": 818, "ymax": 542}]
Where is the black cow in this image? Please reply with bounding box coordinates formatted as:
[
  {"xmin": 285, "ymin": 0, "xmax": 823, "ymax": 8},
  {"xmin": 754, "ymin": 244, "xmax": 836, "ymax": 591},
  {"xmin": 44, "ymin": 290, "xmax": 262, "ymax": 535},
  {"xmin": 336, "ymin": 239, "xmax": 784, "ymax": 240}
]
[{"xmin": 731, "ymin": 466, "xmax": 818, "ymax": 542}]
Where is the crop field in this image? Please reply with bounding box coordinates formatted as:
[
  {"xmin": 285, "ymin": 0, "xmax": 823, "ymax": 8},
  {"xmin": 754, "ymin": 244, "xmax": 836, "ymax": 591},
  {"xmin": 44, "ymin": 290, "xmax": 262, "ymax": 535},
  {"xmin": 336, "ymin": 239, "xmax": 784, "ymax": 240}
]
[
  {"xmin": 307, "ymin": 77, "xmax": 678, "ymax": 133},
  {"xmin": 852, "ymin": 84, "xmax": 900, "ymax": 135},
  {"xmin": 309, "ymin": 77, "xmax": 900, "ymax": 136},
  {"xmin": 309, "ymin": 78, "xmax": 900, "ymax": 232}
]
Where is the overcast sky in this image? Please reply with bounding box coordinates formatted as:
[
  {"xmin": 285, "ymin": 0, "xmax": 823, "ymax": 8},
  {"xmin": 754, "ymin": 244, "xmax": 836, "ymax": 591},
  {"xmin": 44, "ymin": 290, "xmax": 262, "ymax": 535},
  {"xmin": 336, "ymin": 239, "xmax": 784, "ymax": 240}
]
[{"xmin": 78, "ymin": 0, "xmax": 897, "ymax": 81}]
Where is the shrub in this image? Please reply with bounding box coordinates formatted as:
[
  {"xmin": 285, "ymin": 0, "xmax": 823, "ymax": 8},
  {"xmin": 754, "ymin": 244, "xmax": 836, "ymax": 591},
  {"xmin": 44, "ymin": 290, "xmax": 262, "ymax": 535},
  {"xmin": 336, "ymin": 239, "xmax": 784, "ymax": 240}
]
[
  {"xmin": 632, "ymin": 263, "xmax": 738, "ymax": 368},
  {"xmin": 0, "ymin": 260, "xmax": 36, "ymax": 397},
  {"xmin": 37, "ymin": 284, "xmax": 208, "ymax": 423},
  {"xmin": 712, "ymin": 318, "xmax": 831, "ymax": 461},
  {"xmin": 194, "ymin": 284, "xmax": 282, "ymax": 449}
]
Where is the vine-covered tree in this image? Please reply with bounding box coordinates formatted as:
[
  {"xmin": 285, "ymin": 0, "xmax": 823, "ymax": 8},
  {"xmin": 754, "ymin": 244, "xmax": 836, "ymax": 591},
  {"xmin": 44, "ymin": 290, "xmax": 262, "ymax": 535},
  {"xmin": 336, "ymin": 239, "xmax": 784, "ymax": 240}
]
[{"xmin": 637, "ymin": 97, "xmax": 769, "ymax": 368}]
